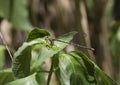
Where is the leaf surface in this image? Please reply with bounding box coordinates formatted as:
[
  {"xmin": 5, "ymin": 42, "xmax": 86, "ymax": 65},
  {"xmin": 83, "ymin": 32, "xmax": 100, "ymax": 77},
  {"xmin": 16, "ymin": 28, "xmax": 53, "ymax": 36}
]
[
  {"xmin": 0, "ymin": 69, "xmax": 14, "ymax": 85},
  {"xmin": 13, "ymin": 28, "xmax": 50, "ymax": 79},
  {"xmin": 0, "ymin": 45, "xmax": 5, "ymax": 69},
  {"xmin": 12, "ymin": 39, "xmax": 45, "ymax": 79},
  {"xmin": 6, "ymin": 73, "xmax": 39, "ymax": 85},
  {"xmin": 55, "ymin": 51, "xmax": 118, "ymax": 85},
  {"xmin": 31, "ymin": 31, "xmax": 77, "ymax": 72},
  {"xmin": 27, "ymin": 28, "xmax": 50, "ymax": 42}
]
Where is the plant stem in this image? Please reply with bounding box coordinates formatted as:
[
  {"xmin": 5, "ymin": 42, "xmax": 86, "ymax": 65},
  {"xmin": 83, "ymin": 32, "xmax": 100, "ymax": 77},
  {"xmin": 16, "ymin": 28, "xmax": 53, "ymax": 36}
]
[
  {"xmin": 0, "ymin": 32, "xmax": 13, "ymax": 61},
  {"xmin": 47, "ymin": 61, "xmax": 54, "ymax": 85}
]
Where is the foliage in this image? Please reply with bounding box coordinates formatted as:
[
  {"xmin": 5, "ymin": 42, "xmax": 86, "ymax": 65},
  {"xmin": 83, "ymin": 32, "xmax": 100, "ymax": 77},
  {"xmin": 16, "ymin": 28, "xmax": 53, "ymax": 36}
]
[
  {"xmin": 109, "ymin": 22, "xmax": 120, "ymax": 83},
  {"xmin": 0, "ymin": 69, "xmax": 14, "ymax": 85},
  {"xmin": 0, "ymin": 28, "xmax": 118, "ymax": 85},
  {"xmin": 109, "ymin": 22, "xmax": 120, "ymax": 63},
  {"xmin": 0, "ymin": 45, "xmax": 5, "ymax": 69},
  {"xmin": 0, "ymin": 0, "xmax": 31, "ymax": 30}
]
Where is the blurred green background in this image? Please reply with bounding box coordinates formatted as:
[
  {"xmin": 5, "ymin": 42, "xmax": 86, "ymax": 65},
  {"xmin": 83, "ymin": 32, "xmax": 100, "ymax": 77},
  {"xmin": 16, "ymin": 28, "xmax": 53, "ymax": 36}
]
[{"xmin": 0, "ymin": 0, "xmax": 120, "ymax": 83}]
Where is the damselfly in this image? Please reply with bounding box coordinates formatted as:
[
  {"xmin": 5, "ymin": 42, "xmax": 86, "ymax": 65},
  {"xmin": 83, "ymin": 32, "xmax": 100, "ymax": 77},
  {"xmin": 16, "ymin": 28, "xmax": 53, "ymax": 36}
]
[{"xmin": 46, "ymin": 37, "xmax": 94, "ymax": 51}]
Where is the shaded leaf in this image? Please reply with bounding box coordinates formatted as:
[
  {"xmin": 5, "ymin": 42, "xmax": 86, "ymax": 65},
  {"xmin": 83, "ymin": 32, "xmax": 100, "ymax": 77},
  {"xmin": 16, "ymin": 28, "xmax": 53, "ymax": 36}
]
[
  {"xmin": 0, "ymin": 69, "xmax": 14, "ymax": 85},
  {"xmin": 36, "ymin": 70, "xmax": 46, "ymax": 85},
  {"xmin": 27, "ymin": 28, "xmax": 50, "ymax": 42},
  {"xmin": 6, "ymin": 73, "xmax": 39, "ymax": 85},
  {"xmin": 12, "ymin": 39, "xmax": 46, "ymax": 79},
  {"xmin": 13, "ymin": 43, "xmax": 31, "ymax": 79},
  {"xmin": 0, "ymin": 45, "xmax": 5, "ymax": 69}
]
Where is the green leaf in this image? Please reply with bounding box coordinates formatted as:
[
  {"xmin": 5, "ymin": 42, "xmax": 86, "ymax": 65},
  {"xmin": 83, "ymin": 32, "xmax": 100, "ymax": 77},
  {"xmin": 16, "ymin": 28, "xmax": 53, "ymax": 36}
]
[
  {"xmin": 69, "ymin": 51, "xmax": 118, "ymax": 85},
  {"xmin": 31, "ymin": 31, "xmax": 77, "ymax": 72},
  {"xmin": 56, "ymin": 51, "xmax": 97, "ymax": 85},
  {"xmin": 95, "ymin": 66, "xmax": 118, "ymax": 85},
  {"xmin": 12, "ymin": 43, "xmax": 32, "ymax": 79},
  {"xmin": 36, "ymin": 70, "xmax": 46, "ymax": 85},
  {"xmin": 6, "ymin": 73, "xmax": 39, "ymax": 85},
  {"xmin": 0, "ymin": 0, "xmax": 31, "ymax": 30},
  {"xmin": 0, "ymin": 69, "xmax": 14, "ymax": 85},
  {"xmin": 54, "ymin": 31, "xmax": 77, "ymax": 48},
  {"xmin": 12, "ymin": 39, "xmax": 45, "ymax": 79},
  {"xmin": 27, "ymin": 28, "xmax": 50, "ymax": 42},
  {"xmin": 0, "ymin": 0, "xmax": 10, "ymax": 18},
  {"xmin": 109, "ymin": 22, "xmax": 120, "ymax": 63},
  {"xmin": 0, "ymin": 45, "xmax": 5, "ymax": 69},
  {"xmin": 55, "ymin": 51, "xmax": 118, "ymax": 85},
  {"xmin": 11, "ymin": 0, "xmax": 31, "ymax": 30},
  {"xmin": 31, "ymin": 51, "xmax": 46, "ymax": 85}
]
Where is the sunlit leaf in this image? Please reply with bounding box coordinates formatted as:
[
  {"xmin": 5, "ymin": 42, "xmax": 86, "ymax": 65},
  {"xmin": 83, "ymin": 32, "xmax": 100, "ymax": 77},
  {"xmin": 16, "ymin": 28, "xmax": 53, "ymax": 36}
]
[
  {"xmin": 6, "ymin": 73, "xmax": 39, "ymax": 85},
  {"xmin": 31, "ymin": 31, "xmax": 77, "ymax": 72},
  {"xmin": 13, "ymin": 28, "xmax": 51, "ymax": 79},
  {"xmin": 31, "ymin": 51, "xmax": 46, "ymax": 85},
  {"xmin": 56, "ymin": 51, "xmax": 97, "ymax": 85},
  {"xmin": 55, "ymin": 51, "xmax": 118, "ymax": 85},
  {"xmin": 70, "ymin": 51, "xmax": 118, "ymax": 85}
]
